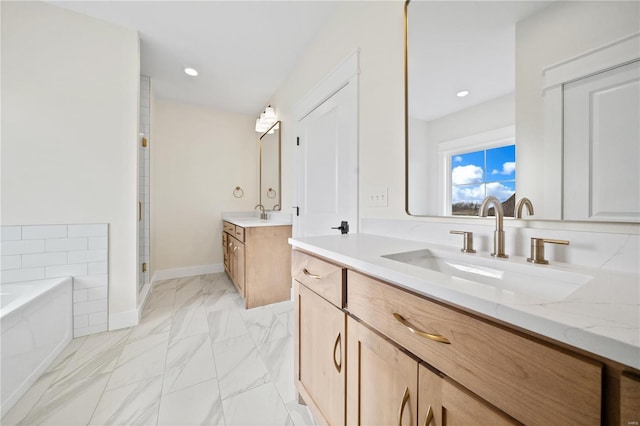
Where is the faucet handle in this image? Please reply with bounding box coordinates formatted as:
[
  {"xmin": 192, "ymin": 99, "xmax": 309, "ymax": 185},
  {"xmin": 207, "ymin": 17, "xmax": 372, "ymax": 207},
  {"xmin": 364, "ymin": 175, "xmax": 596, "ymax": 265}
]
[
  {"xmin": 527, "ymin": 238, "xmax": 569, "ymax": 264},
  {"xmin": 450, "ymin": 230, "xmax": 476, "ymax": 253}
]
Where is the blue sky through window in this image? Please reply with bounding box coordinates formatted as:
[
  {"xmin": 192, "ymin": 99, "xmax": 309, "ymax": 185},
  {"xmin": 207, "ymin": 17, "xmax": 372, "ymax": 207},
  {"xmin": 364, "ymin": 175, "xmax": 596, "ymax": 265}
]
[{"xmin": 451, "ymin": 144, "xmax": 515, "ymax": 215}]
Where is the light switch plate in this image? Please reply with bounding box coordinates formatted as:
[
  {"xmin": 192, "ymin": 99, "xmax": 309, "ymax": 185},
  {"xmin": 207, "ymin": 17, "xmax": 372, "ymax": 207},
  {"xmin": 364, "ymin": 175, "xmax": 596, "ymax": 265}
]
[{"xmin": 367, "ymin": 186, "xmax": 388, "ymax": 207}]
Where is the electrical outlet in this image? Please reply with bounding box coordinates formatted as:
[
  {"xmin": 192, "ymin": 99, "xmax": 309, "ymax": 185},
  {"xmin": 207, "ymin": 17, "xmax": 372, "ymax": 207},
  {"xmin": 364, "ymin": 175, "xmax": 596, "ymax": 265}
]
[{"xmin": 368, "ymin": 186, "xmax": 388, "ymax": 207}]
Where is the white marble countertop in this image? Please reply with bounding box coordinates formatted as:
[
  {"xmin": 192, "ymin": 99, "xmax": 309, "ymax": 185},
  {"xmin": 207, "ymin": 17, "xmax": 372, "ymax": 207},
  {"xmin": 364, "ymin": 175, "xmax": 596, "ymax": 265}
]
[
  {"xmin": 289, "ymin": 233, "xmax": 640, "ymax": 370},
  {"xmin": 222, "ymin": 212, "xmax": 292, "ymax": 228}
]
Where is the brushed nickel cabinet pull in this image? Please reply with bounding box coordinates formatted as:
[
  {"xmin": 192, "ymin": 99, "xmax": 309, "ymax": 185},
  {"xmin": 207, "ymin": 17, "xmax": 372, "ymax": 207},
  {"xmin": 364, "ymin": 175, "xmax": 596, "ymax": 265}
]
[
  {"xmin": 398, "ymin": 387, "xmax": 410, "ymax": 426},
  {"xmin": 302, "ymin": 268, "xmax": 322, "ymax": 280},
  {"xmin": 423, "ymin": 405, "xmax": 434, "ymax": 426},
  {"xmin": 333, "ymin": 332, "xmax": 342, "ymax": 373},
  {"xmin": 393, "ymin": 313, "xmax": 451, "ymax": 344}
]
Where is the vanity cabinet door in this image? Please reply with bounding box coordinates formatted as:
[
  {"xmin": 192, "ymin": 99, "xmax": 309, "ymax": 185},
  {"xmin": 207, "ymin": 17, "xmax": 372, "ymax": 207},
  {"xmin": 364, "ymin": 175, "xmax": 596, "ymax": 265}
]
[
  {"xmin": 419, "ymin": 365, "xmax": 518, "ymax": 426},
  {"xmin": 295, "ymin": 281, "xmax": 346, "ymax": 425},
  {"xmin": 233, "ymin": 237, "xmax": 245, "ymax": 296},
  {"xmin": 222, "ymin": 232, "xmax": 229, "ymax": 273},
  {"xmin": 227, "ymin": 235, "xmax": 245, "ymax": 296},
  {"xmin": 347, "ymin": 316, "xmax": 418, "ymax": 426},
  {"xmin": 621, "ymin": 372, "xmax": 640, "ymax": 426}
]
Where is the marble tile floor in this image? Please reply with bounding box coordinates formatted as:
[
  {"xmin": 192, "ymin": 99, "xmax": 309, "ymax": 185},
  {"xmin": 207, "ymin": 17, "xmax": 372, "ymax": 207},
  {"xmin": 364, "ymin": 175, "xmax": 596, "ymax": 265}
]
[{"xmin": 2, "ymin": 273, "xmax": 315, "ymax": 426}]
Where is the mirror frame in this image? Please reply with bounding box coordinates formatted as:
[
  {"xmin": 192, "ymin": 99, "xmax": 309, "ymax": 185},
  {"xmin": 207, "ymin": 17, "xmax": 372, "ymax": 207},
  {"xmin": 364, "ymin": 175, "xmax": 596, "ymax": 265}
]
[
  {"xmin": 403, "ymin": 0, "xmax": 411, "ymax": 216},
  {"xmin": 259, "ymin": 120, "xmax": 282, "ymax": 211}
]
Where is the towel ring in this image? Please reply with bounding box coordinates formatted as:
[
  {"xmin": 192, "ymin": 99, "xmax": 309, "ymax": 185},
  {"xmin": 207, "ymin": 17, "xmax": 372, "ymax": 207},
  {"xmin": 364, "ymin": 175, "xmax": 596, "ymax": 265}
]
[
  {"xmin": 267, "ymin": 187, "xmax": 277, "ymax": 199},
  {"xmin": 233, "ymin": 186, "xmax": 244, "ymax": 198}
]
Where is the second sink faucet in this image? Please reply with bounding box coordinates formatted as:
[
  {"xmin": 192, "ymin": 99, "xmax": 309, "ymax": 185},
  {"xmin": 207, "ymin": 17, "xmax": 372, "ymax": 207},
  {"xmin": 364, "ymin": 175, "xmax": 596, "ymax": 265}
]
[
  {"xmin": 255, "ymin": 203, "xmax": 268, "ymax": 220},
  {"xmin": 479, "ymin": 196, "xmax": 508, "ymax": 258}
]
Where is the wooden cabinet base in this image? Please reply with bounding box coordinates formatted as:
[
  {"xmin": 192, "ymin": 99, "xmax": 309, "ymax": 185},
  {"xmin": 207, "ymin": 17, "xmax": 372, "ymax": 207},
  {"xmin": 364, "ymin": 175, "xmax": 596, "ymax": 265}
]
[{"xmin": 222, "ymin": 222, "xmax": 291, "ymax": 309}]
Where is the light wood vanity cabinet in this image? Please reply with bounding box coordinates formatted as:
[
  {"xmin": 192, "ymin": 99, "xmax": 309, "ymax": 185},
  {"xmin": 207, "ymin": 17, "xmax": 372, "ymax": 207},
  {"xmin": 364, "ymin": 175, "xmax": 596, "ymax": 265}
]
[
  {"xmin": 222, "ymin": 221, "xmax": 291, "ymax": 309},
  {"xmin": 293, "ymin": 251, "xmax": 346, "ymax": 426},
  {"xmin": 290, "ymin": 250, "xmax": 640, "ymax": 426},
  {"xmin": 347, "ymin": 270, "xmax": 602, "ymax": 425}
]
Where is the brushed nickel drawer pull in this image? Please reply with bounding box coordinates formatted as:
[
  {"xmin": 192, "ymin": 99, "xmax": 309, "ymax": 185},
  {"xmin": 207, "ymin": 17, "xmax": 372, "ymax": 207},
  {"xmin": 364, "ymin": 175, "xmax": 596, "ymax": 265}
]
[
  {"xmin": 302, "ymin": 268, "xmax": 322, "ymax": 280},
  {"xmin": 333, "ymin": 332, "xmax": 342, "ymax": 373},
  {"xmin": 423, "ymin": 405, "xmax": 434, "ymax": 426},
  {"xmin": 393, "ymin": 313, "xmax": 451, "ymax": 344},
  {"xmin": 398, "ymin": 386, "xmax": 410, "ymax": 426}
]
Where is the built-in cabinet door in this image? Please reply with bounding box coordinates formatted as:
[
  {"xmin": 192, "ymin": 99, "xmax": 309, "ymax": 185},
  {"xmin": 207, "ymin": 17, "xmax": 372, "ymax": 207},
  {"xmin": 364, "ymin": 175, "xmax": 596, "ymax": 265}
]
[
  {"xmin": 233, "ymin": 236, "xmax": 245, "ymax": 297},
  {"xmin": 297, "ymin": 282, "xmax": 346, "ymax": 425},
  {"xmin": 419, "ymin": 365, "xmax": 518, "ymax": 426},
  {"xmin": 621, "ymin": 372, "xmax": 640, "ymax": 426},
  {"xmin": 347, "ymin": 316, "xmax": 418, "ymax": 426},
  {"xmin": 226, "ymin": 235, "xmax": 245, "ymax": 297}
]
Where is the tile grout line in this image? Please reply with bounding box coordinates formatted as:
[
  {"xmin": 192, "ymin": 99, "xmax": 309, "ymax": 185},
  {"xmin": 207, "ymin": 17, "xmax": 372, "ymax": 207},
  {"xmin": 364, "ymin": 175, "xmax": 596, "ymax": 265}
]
[
  {"xmin": 86, "ymin": 329, "xmax": 131, "ymax": 425},
  {"xmin": 154, "ymin": 276, "xmax": 180, "ymax": 426}
]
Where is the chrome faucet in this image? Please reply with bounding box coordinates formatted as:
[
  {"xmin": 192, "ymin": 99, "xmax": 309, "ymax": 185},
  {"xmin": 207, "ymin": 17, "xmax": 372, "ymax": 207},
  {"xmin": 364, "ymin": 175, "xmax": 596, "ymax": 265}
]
[
  {"xmin": 479, "ymin": 196, "xmax": 508, "ymax": 258},
  {"xmin": 254, "ymin": 204, "xmax": 268, "ymax": 220},
  {"xmin": 515, "ymin": 197, "xmax": 534, "ymax": 219}
]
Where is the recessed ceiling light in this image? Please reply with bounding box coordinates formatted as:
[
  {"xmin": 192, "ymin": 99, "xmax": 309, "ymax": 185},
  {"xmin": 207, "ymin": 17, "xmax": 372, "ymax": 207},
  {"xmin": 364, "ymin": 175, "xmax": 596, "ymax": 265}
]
[
  {"xmin": 456, "ymin": 90, "xmax": 470, "ymax": 97},
  {"xmin": 184, "ymin": 67, "xmax": 198, "ymax": 77}
]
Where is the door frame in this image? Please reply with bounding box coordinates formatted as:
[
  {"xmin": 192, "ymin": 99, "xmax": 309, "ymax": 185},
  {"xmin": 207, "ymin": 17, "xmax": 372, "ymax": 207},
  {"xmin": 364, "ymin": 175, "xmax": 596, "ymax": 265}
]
[{"xmin": 293, "ymin": 50, "xmax": 360, "ymax": 237}]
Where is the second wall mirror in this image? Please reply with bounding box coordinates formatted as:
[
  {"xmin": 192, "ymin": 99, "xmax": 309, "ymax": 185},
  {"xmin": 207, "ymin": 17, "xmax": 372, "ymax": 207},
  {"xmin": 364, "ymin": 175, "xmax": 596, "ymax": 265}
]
[
  {"xmin": 259, "ymin": 121, "xmax": 281, "ymax": 211},
  {"xmin": 405, "ymin": 0, "xmax": 640, "ymax": 222}
]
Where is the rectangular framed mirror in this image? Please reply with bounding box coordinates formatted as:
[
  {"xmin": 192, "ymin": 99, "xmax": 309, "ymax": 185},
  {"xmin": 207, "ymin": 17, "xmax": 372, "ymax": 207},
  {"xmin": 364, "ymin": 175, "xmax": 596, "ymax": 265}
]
[
  {"xmin": 405, "ymin": 0, "xmax": 640, "ymax": 222},
  {"xmin": 259, "ymin": 120, "xmax": 281, "ymax": 211}
]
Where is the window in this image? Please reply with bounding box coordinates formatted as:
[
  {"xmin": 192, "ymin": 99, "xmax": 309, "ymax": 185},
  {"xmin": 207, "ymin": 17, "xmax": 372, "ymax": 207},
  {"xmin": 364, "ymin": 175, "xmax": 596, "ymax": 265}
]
[{"xmin": 451, "ymin": 145, "xmax": 515, "ymax": 216}]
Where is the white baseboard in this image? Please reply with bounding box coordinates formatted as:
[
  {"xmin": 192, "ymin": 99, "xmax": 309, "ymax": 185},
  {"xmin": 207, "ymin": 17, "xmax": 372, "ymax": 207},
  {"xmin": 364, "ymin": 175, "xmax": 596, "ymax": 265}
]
[
  {"xmin": 108, "ymin": 281, "xmax": 154, "ymax": 331},
  {"xmin": 151, "ymin": 263, "xmax": 224, "ymax": 282},
  {"xmin": 109, "ymin": 308, "xmax": 139, "ymax": 331}
]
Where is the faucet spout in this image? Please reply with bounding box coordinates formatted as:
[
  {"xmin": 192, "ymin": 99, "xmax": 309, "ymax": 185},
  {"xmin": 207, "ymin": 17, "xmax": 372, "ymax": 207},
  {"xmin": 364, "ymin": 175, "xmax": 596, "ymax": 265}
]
[
  {"xmin": 254, "ymin": 204, "xmax": 268, "ymax": 220},
  {"xmin": 479, "ymin": 196, "xmax": 508, "ymax": 258},
  {"xmin": 515, "ymin": 197, "xmax": 534, "ymax": 219}
]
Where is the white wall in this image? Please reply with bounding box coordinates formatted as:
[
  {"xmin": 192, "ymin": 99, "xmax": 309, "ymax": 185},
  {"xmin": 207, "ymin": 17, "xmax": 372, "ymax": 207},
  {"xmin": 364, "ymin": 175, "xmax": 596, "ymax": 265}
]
[
  {"xmin": 151, "ymin": 100, "xmax": 258, "ymax": 274},
  {"xmin": 1, "ymin": 1, "xmax": 140, "ymax": 323},
  {"xmin": 269, "ymin": 1, "xmax": 405, "ymax": 221}
]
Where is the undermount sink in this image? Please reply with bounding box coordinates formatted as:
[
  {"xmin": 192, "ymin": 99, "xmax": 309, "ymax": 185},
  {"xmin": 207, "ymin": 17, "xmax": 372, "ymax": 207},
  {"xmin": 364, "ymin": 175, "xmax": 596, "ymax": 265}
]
[{"xmin": 381, "ymin": 248, "xmax": 592, "ymax": 302}]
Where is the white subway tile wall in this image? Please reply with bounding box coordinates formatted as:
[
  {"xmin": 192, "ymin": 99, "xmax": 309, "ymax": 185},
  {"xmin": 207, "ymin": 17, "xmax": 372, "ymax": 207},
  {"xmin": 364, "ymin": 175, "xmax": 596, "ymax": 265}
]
[{"xmin": 0, "ymin": 224, "xmax": 109, "ymax": 338}]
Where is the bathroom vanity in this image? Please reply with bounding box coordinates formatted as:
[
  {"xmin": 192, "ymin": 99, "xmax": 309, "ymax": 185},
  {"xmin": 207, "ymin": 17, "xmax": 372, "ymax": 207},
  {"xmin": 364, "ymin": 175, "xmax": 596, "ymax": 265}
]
[
  {"xmin": 222, "ymin": 217, "xmax": 291, "ymax": 309},
  {"xmin": 290, "ymin": 234, "xmax": 640, "ymax": 426}
]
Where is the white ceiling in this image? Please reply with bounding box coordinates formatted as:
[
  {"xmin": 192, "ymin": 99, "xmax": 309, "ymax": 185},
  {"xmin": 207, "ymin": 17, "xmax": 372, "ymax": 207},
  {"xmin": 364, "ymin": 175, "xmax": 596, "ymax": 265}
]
[
  {"xmin": 50, "ymin": 1, "xmax": 339, "ymax": 116},
  {"xmin": 408, "ymin": 1, "xmax": 552, "ymax": 122}
]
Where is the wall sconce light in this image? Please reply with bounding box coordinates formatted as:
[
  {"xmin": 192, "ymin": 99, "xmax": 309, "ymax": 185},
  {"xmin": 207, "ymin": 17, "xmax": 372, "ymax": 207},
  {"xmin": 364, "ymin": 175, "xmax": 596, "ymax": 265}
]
[{"xmin": 255, "ymin": 105, "xmax": 277, "ymax": 133}]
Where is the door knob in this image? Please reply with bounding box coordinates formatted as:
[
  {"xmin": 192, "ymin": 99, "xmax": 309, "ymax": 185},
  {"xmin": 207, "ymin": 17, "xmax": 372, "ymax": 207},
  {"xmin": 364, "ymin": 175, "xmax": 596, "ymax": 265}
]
[{"xmin": 331, "ymin": 221, "xmax": 349, "ymax": 234}]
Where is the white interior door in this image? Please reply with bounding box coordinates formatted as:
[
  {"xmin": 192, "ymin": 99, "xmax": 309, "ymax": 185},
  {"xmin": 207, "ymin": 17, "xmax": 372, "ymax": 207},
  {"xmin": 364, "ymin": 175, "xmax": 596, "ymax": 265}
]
[
  {"xmin": 294, "ymin": 78, "xmax": 358, "ymax": 237},
  {"xmin": 563, "ymin": 60, "xmax": 640, "ymax": 221}
]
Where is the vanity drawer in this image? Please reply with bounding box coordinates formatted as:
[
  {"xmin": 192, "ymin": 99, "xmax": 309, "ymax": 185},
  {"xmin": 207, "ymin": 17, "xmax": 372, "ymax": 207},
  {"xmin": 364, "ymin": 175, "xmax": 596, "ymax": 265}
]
[
  {"xmin": 223, "ymin": 221, "xmax": 235, "ymax": 235},
  {"xmin": 347, "ymin": 270, "xmax": 602, "ymax": 425},
  {"xmin": 234, "ymin": 226, "xmax": 245, "ymax": 242},
  {"xmin": 292, "ymin": 250, "xmax": 345, "ymax": 308}
]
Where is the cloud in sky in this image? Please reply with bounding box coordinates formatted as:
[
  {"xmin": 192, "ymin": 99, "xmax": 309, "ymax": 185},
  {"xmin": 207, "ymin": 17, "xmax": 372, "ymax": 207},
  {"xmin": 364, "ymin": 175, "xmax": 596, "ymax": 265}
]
[
  {"xmin": 452, "ymin": 184, "xmax": 484, "ymax": 203},
  {"xmin": 486, "ymin": 182, "xmax": 516, "ymax": 200},
  {"xmin": 452, "ymin": 182, "xmax": 515, "ymax": 204},
  {"xmin": 491, "ymin": 161, "xmax": 516, "ymax": 176},
  {"xmin": 453, "ymin": 155, "xmax": 463, "ymax": 163},
  {"xmin": 452, "ymin": 164, "xmax": 483, "ymax": 185}
]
